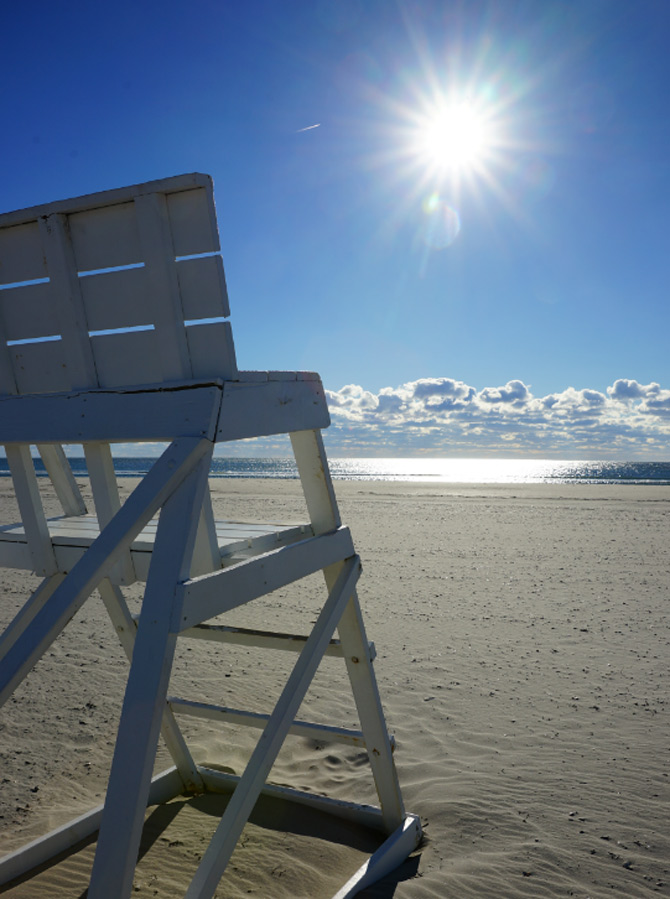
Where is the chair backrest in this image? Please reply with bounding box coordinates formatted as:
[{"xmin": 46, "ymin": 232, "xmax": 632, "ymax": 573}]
[{"xmin": 0, "ymin": 173, "xmax": 237, "ymax": 396}]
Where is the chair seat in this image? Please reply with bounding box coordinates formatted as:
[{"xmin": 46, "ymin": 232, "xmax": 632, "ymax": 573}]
[{"xmin": 0, "ymin": 514, "xmax": 312, "ymax": 581}]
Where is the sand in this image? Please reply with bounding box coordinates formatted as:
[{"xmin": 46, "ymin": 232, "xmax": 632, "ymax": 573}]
[{"xmin": 0, "ymin": 477, "xmax": 669, "ymax": 897}]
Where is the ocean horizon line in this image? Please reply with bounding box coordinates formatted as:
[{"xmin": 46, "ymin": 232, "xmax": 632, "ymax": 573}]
[{"xmin": 2, "ymin": 456, "xmax": 670, "ymax": 486}]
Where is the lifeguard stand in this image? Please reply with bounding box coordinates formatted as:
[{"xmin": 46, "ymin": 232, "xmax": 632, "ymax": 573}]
[{"xmin": 0, "ymin": 174, "xmax": 420, "ymax": 897}]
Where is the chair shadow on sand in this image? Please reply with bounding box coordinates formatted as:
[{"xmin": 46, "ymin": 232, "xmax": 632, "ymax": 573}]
[{"xmin": 3, "ymin": 764, "xmax": 422, "ymax": 898}]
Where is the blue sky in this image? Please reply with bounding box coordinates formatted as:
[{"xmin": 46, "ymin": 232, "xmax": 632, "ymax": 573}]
[{"xmin": 2, "ymin": 0, "xmax": 669, "ymax": 458}]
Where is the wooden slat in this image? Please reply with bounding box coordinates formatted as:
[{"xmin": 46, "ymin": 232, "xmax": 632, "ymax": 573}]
[
  {"xmin": 68, "ymin": 201, "xmax": 142, "ymax": 272},
  {"xmin": 0, "ymin": 221, "xmax": 46, "ymax": 284},
  {"xmin": 217, "ymin": 379, "xmax": 329, "ymax": 441},
  {"xmin": 0, "ymin": 384, "xmax": 222, "ymax": 444},
  {"xmin": 10, "ymin": 340, "xmax": 70, "ymax": 394},
  {"xmin": 84, "ymin": 443, "xmax": 135, "ymax": 584},
  {"xmin": 4, "ymin": 444, "xmax": 57, "ymax": 577},
  {"xmin": 190, "ymin": 487, "xmax": 220, "ymax": 577},
  {"xmin": 37, "ymin": 444, "xmax": 87, "ymax": 516},
  {"xmin": 0, "ymin": 282, "xmax": 59, "ymax": 342},
  {"xmin": 166, "ymin": 187, "xmax": 220, "ymax": 257},
  {"xmin": 0, "ymin": 515, "xmax": 308, "ymax": 554},
  {"xmin": 0, "ymin": 175, "xmax": 212, "ymax": 229},
  {"xmin": 186, "ymin": 320, "xmax": 237, "ymax": 380},
  {"xmin": 169, "ymin": 697, "xmax": 368, "ymax": 748},
  {"xmin": 79, "ymin": 267, "xmax": 151, "ymax": 332},
  {"xmin": 0, "ymin": 305, "xmax": 19, "ymax": 394},
  {"xmin": 134, "ymin": 192, "xmax": 192, "ymax": 380},
  {"xmin": 178, "ymin": 623, "xmax": 360, "ymax": 659},
  {"xmin": 333, "ymin": 816, "xmax": 423, "ymax": 899},
  {"xmin": 199, "ymin": 765, "xmax": 387, "ymax": 830},
  {"xmin": 39, "ymin": 213, "xmax": 97, "ymax": 388},
  {"xmin": 176, "ymin": 527, "xmax": 356, "ymax": 631},
  {"xmin": 91, "ymin": 330, "xmax": 163, "ymax": 388},
  {"xmin": 177, "ymin": 254, "xmax": 229, "ymax": 319}
]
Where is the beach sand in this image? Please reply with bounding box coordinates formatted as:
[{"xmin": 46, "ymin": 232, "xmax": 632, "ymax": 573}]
[{"xmin": 0, "ymin": 478, "xmax": 668, "ymax": 897}]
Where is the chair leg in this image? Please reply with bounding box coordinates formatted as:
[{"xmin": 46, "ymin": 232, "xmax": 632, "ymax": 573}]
[
  {"xmin": 87, "ymin": 447, "xmax": 213, "ymax": 899},
  {"xmin": 290, "ymin": 428, "xmax": 406, "ymax": 831},
  {"xmin": 335, "ymin": 587, "xmax": 405, "ymax": 831}
]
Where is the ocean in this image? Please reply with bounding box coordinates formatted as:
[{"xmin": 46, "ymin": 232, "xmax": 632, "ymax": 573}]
[{"xmin": 2, "ymin": 456, "xmax": 670, "ymax": 485}]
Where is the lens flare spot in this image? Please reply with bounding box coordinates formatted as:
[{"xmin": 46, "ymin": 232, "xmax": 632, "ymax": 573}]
[{"xmin": 421, "ymin": 195, "xmax": 461, "ymax": 249}]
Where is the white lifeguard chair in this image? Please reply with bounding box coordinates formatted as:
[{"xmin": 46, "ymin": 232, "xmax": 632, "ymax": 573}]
[{"xmin": 0, "ymin": 174, "xmax": 421, "ymax": 897}]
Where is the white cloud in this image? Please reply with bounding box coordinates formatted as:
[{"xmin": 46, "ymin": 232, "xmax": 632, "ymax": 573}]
[{"xmin": 323, "ymin": 377, "xmax": 670, "ymax": 457}]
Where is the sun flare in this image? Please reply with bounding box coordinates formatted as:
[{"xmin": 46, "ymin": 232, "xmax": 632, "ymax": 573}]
[{"xmin": 415, "ymin": 101, "xmax": 492, "ymax": 174}]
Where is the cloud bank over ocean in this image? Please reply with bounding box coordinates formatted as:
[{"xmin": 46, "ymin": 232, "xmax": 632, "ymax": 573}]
[{"xmin": 324, "ymin": 378, "xmax": 670, "ymax": 457}]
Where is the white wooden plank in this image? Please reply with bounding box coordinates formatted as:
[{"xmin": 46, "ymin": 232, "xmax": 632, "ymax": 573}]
[
  {"xmin": 0, "ymin": 333, "xmax": 18, "ymax": 396},
  {"xmin": 184, "ymin": 556, "xmax": 361, "ymax": 899},
  {"xmin": 91, "ymin": 330, "xmax": 163, "ymax": 389},
  {"xmin": 268, "ymin": 371, "xmax": 297, "ymax": 381},
  {"xmin": 0, "ymin": 220, "xmax": 46, "ymax": 284},
  {"xmin": 5, "ymin": 444, "xmax": 58, "ymax": 577},
  {"xmin": 177, "ymin": 527, "xmax": 355, "ymax": 631},
  {"xmin": 79, "ymin": 266, "xmax": 151, "ymax": 332},
  {"xmin": 177, "ymin": 254, "xmax": 229, "ymax": 319},
  {"xmin": 0, "ymin": 172, "xmax": 212, "ymax": 228},
  {"xmin": 0, "ymin": 282, "xmax": 59, "ymax": 342},
  {"xmin": 167, "ymin": 186, "xmax": 220, "ymax": 257},
  {"xmin": 38, "ymin": 213, "xmax": 98, "ymax": 389},
  {"xmin": 0, "ymin": 436, "xmax": 212, "ymax": 708},
  {"xmin": 68, "ymin": 201, "xmax": 142, "ymax": 272},
  {"xmin": 236, "ymin": 370, "xmax": 269, "ymax": 381},
  {"xmin": 337, "ymin": 592, "xmax": 405, "ymax": 831},
  {"xmin": 134, "ymin": 192, "xmax": 192, "ymax": 380},
  {"xmin": 178, "ymin": 623, "xmax": 354, "ymax": 658},
  {"xmin": 190, "ymin": 487, "xmax": 220, "ymax": 577},
  {"xmin": 169, "ymin": 697, "xmax": 369, "ymax": 747},
  {"xmin": 84, "ymin": 443, "xmax": 135, "ymax": 584},
  {"xmin": 332, "ymin": 815, "xmax": 422, "ymax": 899},
  {"xmin": 0, "ymin": 383, "xmax": 222, "ymax": 444},
  {"xmin": 87, "ymin": 448, "xmax": 212, "ymax": 899},
  {"xmin": 218, "ymin": 379, "xmax": 329, "ymax": 441},
  {"xmin": 10, "ymin": 340, "xmax": 70, "ymax": 395},
  {"xmin": 290, "ymin": 429, "xmax": 341, "ymax": 532},
  {"xmin": 186, "ymin": 320, "xmax": 237, "ymax": 381},
  {"xmin": 37, "ymin": 444, "xmax": 87, "ymax": 516},
  {"xmin": 0, "ymin": 175, "xmax": 212, "ymax": 229},
  {"xmin": 198, "ymin": 765, "xmax": 387, "ymax": 831}
]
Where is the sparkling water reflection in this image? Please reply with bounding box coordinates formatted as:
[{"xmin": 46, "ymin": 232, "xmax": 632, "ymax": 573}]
[{"xmin": 2, "ymin": 457, "xmax": 669, "ymax": 485}]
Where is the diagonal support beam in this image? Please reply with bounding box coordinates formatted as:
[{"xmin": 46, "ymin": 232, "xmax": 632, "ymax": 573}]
[
  {"xmin": 87, "ymin": 446, "xmax": 213, "ymax": 899},
  {"xmin": 0, "ymin": 436, "xmax": 212, "ymax": 708}
]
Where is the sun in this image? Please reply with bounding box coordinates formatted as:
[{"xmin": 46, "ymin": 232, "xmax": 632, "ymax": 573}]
[{"xmin": 414, "ymin": 100, "xmax": 493, "ymax": 175}]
